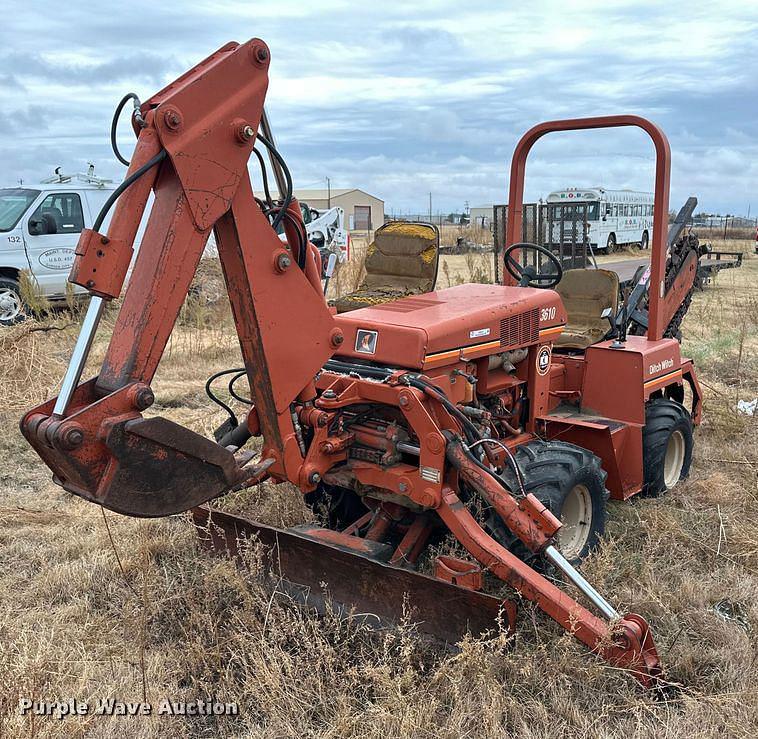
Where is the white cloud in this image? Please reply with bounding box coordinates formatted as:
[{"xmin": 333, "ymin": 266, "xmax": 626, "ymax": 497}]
[{"xmin": 0, "ymin": 0, "xmax": 756, "ymax": 214}]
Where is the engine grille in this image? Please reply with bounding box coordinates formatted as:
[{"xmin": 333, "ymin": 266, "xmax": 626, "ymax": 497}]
[{"xmin": 500, "ymin": 308, "xmax": 539, "ymax": 348}]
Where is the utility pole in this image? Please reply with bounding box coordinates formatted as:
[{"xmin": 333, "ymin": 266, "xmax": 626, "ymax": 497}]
[
  {"xmin": 326, "ymin": 176, "xmax": 331, "ymax": 207},
  {"xmin": 429, "ymin": 192, "xmax": 432, "ymax": 221}
]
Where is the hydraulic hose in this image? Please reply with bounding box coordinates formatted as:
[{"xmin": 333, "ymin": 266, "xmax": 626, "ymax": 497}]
[
  {"xmin": 93, "ymin": 150, "xmax": 167, "ymax": 232},
  {"xmin": 110, "ymin": 92, "xmax": 145, "ymax": 166}
]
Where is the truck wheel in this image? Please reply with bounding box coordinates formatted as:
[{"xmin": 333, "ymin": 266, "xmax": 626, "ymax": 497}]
[
  {"xmin": 641, "ymin": 230, "xmax": 649, "ymax": 249},
  {"xmin": 0, "ymin": 277, "xmax": 27, "ymax": 326},
  {"xmin": 490, "ymin": 440, "xmax": 609, "ymax": 565},
  {"xmin": 642, "ymin": 398, "xmax": 693, "ymax": 495},
  {"xmin": 606, "ymin": 233, "xmax": 617, "ymax": 253}
]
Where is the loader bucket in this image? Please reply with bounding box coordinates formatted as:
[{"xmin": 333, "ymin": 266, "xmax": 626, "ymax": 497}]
[{"xmin": 192, "ymin": 506, "xmax": 516, "ymax": 643}]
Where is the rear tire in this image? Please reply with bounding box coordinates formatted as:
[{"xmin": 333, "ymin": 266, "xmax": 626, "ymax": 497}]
[
  {"xmin": 491, "ymin": 440, "xmax": 609, "ymax": 565},
  {"xmin": 641, "ymin": 398, "xmax": 693, "ymax": 496},
  {"xmin": 0, "ymin": 277, "xmax": 27, "ymax": 326},
  {"xmin": 606, "ymin": 233, "xmax": 617, "ymax": 253},
  {"xmin": 641, "ymin": 230, "xmax": 649, "ymax": 249}
]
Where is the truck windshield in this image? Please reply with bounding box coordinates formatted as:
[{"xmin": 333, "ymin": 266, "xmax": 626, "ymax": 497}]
[{"xmin": 0, "ymin": 188, "xmax": 40, "ymax": 232}]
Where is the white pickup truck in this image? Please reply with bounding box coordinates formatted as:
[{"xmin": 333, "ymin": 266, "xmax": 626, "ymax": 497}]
[
  {"xmin": 0, "ymin": 170, "xmax": 126, "ymax": 326},
  {"xmin": 0, "ymin": 169, "xmax": 351, "ymax": 326}
]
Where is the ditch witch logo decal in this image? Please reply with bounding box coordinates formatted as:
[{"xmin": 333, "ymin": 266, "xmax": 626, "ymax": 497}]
[
  {"xmin": 537, "ymin": 345, "xmax": 551, "ymax": 376},
  {"xmin": 355, "ymin": 329, "xmax": 378, "ymax": 354}
]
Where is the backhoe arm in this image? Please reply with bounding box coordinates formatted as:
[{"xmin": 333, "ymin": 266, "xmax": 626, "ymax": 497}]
[{"xmin": 20, "ymin": 39, "xmax": 336, "ymax": 516}]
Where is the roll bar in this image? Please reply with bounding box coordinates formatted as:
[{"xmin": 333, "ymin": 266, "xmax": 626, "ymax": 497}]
[{"xmin": 504, "ymin": 115, "xmax": 671, "ymax": 342}]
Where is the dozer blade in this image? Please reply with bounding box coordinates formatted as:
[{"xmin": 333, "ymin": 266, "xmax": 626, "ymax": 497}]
[{"xmin": 192, "ymin": 507, "xmax": 515, "ymax": 644}]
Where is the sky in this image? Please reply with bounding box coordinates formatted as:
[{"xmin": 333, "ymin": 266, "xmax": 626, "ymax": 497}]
[{"xmin": 0, "ymin": 0, "xmax": 756, "ymax": 216}]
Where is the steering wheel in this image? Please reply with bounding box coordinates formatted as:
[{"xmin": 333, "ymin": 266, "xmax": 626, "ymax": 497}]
[{"xmin": 504, "ymin": 242, "xmax": 563, "ymax": 289}]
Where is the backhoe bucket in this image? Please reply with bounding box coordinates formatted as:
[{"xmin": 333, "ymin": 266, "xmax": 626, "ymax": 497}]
[{"xmin": 192, "ymin": 507, "xmax": 516, "ymax": 643}]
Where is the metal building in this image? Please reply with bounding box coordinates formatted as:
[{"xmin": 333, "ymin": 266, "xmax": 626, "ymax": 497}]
[
  {"xmin": 293, "ymin": 188, "xmax": 385, "ymax": 232},
  {"xmin": 469, "ymin": 205, "xmax": 494, "ymax": 228}
]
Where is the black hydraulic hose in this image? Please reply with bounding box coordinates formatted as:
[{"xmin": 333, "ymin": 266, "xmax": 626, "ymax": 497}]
[
  {"xmin": 255, "ymin": 131, "xmax": 292, "ymax": 230},
  {"xmin": 110, "ymin": 92, "xmax": 144, "ymax": 166},
  {"xmin": 405, "ymin": 376, "xmax": 481, "ymax": 446},
  {"xmin": 269, "ymin": 206, "xmax": 308, "ymax": 270},
  {"xmin": 444, "ymin": 431, "xmax": 525, "ymax": 507},
  {"xmin": 252, "ymin": 147, "xmax": 273, "ymax": 206},
  {"xmin": 228, "ymin": 370, "xmax": 253, "ymax": 405},
  {"xmin": 458, "ymin": 437, "xmax": 521, "ymax": 498},
  {"xmin": 205, "ymin": 367, "xmax": 245, "ymax": 426},
  {"xmin": 93, "ymin": 149, "xmax": 167, "ymax": 232}
]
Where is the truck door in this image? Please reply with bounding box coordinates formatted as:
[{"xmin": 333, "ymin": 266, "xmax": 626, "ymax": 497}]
[{"xmin": 25, "ymin": 191, "xmax": 86, "ymax": 298}]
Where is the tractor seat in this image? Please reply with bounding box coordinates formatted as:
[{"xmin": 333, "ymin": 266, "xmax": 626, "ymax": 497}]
[
  {"xmin": 333, "ymin": 221, "xmax": 439, "ymax": 313},
  {"xmin": 554, "ymin": 268, "xmax": 619, "ymax": 349}
]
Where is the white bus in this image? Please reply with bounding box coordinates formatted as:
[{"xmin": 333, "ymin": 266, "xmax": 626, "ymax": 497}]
[{"xmin": 545, "ymin": 188, "xmax": 654, "ymax": 253}]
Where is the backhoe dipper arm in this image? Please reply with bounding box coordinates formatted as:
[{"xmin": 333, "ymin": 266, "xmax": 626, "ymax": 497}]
[{"xmin": 20, "ymin": 39, "xmax": 336, "ymax": 516}]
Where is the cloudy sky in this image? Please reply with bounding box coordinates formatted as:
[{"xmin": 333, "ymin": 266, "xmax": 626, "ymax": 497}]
[{"xmin": 1, "ymin": 1, "xmax": 756, "ymax": 216}]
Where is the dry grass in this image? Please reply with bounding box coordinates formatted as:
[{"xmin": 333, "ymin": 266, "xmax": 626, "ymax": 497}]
[
  {"xmin": 0, "ymin": 242, "xmax": 756, "ymax": 737},
  {"xmin": 438, "ymin": 224, "xmax": 493, "ymax": 248}
]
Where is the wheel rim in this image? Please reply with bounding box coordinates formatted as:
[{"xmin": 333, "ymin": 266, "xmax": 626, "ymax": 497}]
[
  {"xmin": 663, "ymin": 430, "xmax": 685, "ymax": 489},
  {"xmin": 0, "ymin": 287, "xmax": 22, "ymax": 321},
  {"xmin": 558, "ymin": 484, "xmax": 592, "ymax": 560},
  {"xmin": 607, "ymin": 236, "xmax": 615, "ymax": 252}
]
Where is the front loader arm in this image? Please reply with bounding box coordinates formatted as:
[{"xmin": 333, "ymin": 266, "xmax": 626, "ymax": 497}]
[{"xmin": 21, "ymin": 39, "xmax": 335, "ymax": 516}]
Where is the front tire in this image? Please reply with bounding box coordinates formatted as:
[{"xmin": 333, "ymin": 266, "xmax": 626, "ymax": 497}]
[
  {"xmin": 0, "ymin": 277, "xmax": 27, "ymax": 326},
  {"xmin": 606, "ymin": 233, "xmax": 617, "ymax": 253},
  {"xmin": 492, "ymin": 440, "xmax": 609, "ymax": 564},
  {"xmin": 641, "ymin": 398, "xmax": 694, "ymax": 495}
]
